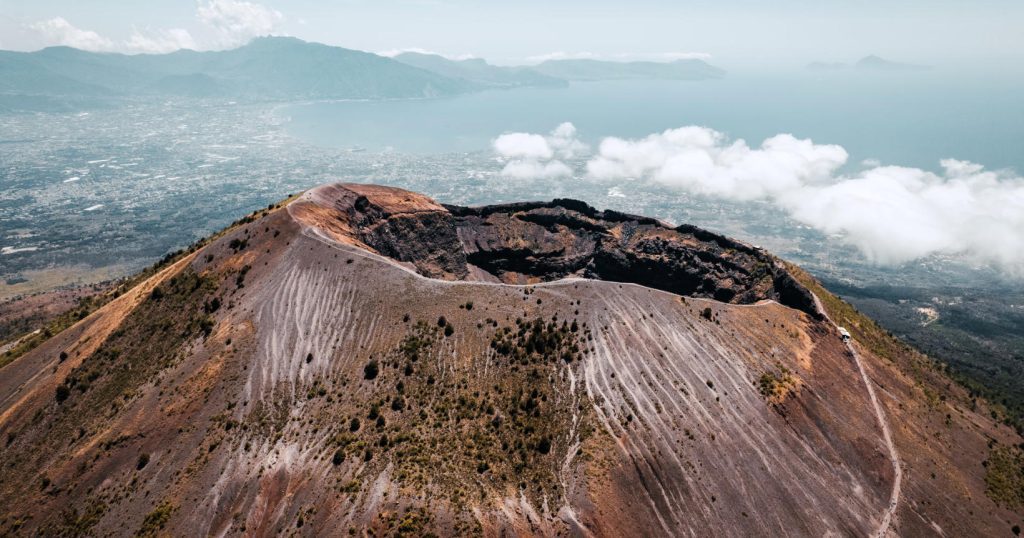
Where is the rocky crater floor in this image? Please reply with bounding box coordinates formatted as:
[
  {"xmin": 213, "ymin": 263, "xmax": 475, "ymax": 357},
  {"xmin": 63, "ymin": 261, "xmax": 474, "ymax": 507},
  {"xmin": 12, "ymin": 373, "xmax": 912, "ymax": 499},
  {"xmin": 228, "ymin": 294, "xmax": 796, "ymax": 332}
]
[{"xmin": 0, "ymin": 183, "xmax": 1019, "ymax": 537}]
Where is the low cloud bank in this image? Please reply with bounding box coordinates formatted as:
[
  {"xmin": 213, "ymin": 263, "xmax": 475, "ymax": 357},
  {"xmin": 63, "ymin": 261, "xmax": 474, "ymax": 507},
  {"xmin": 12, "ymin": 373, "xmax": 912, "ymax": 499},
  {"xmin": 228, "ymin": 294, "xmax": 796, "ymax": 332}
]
[
  {"xmin": 493, "ymin": 123, "xmax": 587, "ymax": 179},
  {"xmin": 494, "ymin": 124, "xmax": 1024, "ymax": 273}
]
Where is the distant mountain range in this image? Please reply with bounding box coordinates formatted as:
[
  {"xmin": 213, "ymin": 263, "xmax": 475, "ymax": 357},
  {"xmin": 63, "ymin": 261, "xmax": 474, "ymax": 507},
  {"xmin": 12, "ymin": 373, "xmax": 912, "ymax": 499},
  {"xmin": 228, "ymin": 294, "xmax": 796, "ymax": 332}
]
[
  {"xmin": 0, "ymin": 37, "xmax": 469, "ymax": 103},
  {"xmin": 392, "ymin": 52, "xmax": 568, "ymax": 89},
  {"xmin": 807, "ymin": 55, "xmax": 930, "ymax": 72},
  {"xmin": 0, "ymin": 37, "xmax": 725, "ymax": 111}
]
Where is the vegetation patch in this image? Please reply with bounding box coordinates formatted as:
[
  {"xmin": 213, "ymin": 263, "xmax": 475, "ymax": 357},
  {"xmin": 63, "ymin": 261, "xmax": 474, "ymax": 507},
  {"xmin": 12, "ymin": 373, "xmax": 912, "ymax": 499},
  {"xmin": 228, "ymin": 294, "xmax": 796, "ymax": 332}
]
[
  {"xmin": 984, "ymin": 444, "xmax": 1024, "ymax": 509},
  {"xmin": 136, "ymin": 501, "xmax": 176, "ymax": 537},
  {"xmin": 41, "ymin": 497, "xmax": 107, "ymax": 537},
  {"xmin": 0, "ymin": 267, "xmax": 219, "ymax": 509},
  {"xmin": 757, "ymin": 367, "xmax": 798, "ymax": 403},
  {"xmin": 786, "ymin": 261, "xmax": 1021, "ymax": 431},
  {"xmin": 324, "ymin": 317, "xmax": 593, "ymax": 509}
]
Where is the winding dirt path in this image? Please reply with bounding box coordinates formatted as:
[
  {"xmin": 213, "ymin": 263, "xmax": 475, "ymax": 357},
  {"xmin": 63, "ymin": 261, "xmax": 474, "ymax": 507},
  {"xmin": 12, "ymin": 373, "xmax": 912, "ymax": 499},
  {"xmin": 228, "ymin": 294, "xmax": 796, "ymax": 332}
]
[{"xmin": 810, "ymin": 292, "xmax": 902, "ymax": 537}]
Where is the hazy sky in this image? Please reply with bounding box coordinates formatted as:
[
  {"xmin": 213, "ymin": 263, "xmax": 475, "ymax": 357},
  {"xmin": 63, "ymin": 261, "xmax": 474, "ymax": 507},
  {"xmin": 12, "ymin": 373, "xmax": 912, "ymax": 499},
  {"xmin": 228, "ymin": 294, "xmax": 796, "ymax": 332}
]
[{"xmin": 1, "ymin": 0, "xmax": 1022, "ymax": 68}]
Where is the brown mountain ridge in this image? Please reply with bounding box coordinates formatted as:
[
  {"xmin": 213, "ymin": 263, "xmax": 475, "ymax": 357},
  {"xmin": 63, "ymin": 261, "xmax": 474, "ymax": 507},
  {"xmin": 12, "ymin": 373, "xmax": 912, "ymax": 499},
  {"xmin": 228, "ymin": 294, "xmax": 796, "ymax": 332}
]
[{"xmin": 0, "ymin": 183, "xmax": 1020, "ymax": 536}]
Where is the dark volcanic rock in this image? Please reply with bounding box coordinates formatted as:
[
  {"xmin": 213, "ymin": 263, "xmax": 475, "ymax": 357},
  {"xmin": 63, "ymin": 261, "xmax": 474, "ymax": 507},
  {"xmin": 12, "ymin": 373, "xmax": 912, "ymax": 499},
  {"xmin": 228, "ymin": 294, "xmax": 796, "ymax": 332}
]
[
  {"xmin": 449, "ymin": 199, "xmax": 820, "ymax": 317},
  {"xmin": 291, "ymin": 185, "xmax": 819, "ymax": 317}
]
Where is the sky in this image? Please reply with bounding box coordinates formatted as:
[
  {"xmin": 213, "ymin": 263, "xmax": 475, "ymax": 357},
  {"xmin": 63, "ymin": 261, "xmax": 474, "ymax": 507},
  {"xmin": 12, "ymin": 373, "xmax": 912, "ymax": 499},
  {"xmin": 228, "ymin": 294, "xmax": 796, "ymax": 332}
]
[{"xmin": 0, "ymin": 0, "xmax": 1022, "ymax": 68}]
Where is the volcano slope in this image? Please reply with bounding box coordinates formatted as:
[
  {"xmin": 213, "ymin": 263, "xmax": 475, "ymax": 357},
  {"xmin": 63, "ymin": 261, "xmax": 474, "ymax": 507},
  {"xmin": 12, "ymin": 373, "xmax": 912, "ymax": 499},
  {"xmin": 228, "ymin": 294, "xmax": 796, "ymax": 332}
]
[{"xmin": 0, "ymin": 183, "xmax": 1020, "ymax": 537}]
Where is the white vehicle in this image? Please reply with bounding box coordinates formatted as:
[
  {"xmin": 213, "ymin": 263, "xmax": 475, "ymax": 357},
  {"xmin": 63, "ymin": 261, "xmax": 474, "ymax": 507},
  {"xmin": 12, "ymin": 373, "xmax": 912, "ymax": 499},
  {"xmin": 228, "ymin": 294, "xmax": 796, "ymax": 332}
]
[{"xmin": 838, "ymin": 327, "xmax": 851, "ymax": 341}]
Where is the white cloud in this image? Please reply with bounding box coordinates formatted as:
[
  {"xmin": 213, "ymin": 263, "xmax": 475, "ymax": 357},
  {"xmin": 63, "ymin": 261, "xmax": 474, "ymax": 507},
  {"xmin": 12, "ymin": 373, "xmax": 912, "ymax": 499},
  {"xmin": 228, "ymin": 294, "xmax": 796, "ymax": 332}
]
[
  {"xmin": 125, "ymin": 28, "xmax": 196, "ymax": 54},
  {"xmin": 27, "ymin": 1, "xmax": 281, "ymax": 53},
  {"xmin": 496, "ymin": 124, "xmax": 1024, "ymax": 273},
  {"xmin": 28, "ymin": 17, "xmax": 114, "ymax": 52},
  {"xmin": 493, "ymin": 122, "xmax": 588, "ymax": 180},
  {"xmin": 196, "ymin": 0, "xmax": 283, "ymax": 46},
  {"xmin": 525, "ymin": 51, "xmax": 599, "ymax": 63},
  {"xmin": 588, "ymin": 128, "xmax": 847, "ymax": 200},
  {"xmin": 494, "ymin": 133, "xmax": 553, "ymax": 160}
]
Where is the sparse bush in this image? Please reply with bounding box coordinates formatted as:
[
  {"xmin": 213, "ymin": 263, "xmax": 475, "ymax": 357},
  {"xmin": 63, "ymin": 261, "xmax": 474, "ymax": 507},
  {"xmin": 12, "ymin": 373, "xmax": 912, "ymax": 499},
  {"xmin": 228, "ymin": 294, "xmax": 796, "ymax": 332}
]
[
  {"xmin": 199, "ymin": 316, "xmax": 215, "ymax": 337},
  {"xmin": 235, "ymin": 265, "xmax": 251, "ymax": 288},
  {"xmin": 136, "ymin": 502, "xmax": 174, "ymax": 537},
  {"xmin": 363, "ymin": 360, "xmax": 379, "ymax": 380}
]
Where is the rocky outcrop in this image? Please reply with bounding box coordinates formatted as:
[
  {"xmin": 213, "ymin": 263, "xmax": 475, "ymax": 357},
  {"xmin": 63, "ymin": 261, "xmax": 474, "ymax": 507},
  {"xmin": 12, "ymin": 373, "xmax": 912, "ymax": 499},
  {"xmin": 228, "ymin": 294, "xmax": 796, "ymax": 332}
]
[
  {"xmin": 289, "ymin": 183, "xmax": 469, "ymax": 279},
  {"xmin": 291, "ymin": 184, "xmax": 819, "ymax": 317}
]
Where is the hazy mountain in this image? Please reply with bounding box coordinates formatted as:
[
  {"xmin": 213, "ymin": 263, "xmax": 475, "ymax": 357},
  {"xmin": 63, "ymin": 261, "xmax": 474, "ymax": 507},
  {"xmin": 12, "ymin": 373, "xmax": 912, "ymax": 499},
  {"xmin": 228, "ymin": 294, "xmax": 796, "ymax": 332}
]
[
  {"xmin": 0, "ymin": 40, "xmax": 728, "ymax": 111},
  {"xmin": 0, "ymin": 37, "xmax": 470, "ymax": 103},
  {"xmin": 855, "ymin": 54, "xmax": 930, "ymax": 71},
  {"xmin": 532, "ymin": 58, "xmax": 725, "ymax": 81},
  {"xmin": 393, "ymin": 52, "xmax": 567, "ymax": 89},
  {"xmin": 806, "ymin": 55, "xmax": 930, "ymax": 72},
  {"xmin": 0, "ymin": 183, "xmax": 1018, "ymax": 536}
]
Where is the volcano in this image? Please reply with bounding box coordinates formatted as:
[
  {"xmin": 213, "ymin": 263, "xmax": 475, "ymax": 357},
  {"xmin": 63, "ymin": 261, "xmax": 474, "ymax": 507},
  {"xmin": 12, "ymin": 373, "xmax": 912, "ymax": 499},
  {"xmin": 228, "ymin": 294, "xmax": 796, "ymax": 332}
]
[{"xmin": 0, "ymin": 183, "xmax": 1019, "ymax": 536}]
